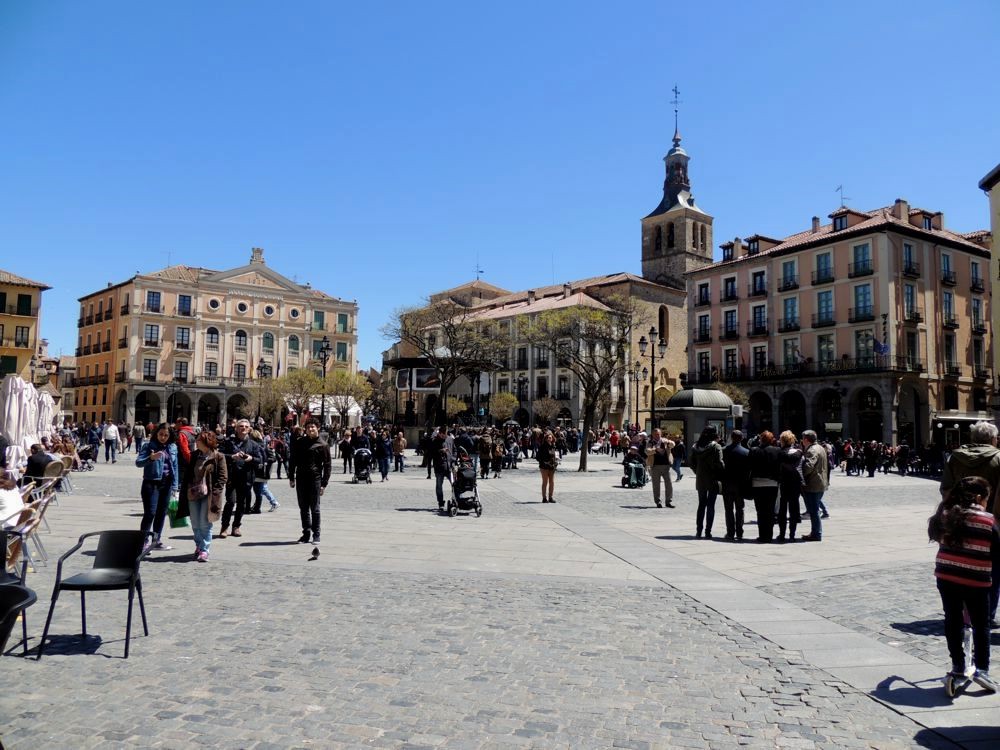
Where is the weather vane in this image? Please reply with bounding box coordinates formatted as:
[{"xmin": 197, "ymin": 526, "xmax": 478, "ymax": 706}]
[
  {"xmin": 670, "ymin": 84, "xmax": 682, "ymax": 135},
  {"xmin": 835, "ymin": 185, "xmax": 851, "ymax": 207}
]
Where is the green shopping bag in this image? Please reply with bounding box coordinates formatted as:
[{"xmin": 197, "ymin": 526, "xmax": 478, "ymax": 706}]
[{"xmin": 167, "ymin": 492, "xmax": 190, "ymax": 528}]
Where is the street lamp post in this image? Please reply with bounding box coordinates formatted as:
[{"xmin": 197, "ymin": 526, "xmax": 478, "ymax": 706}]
[
  {"xmin": 517, "ymin": 375, "xmax": 528, "ymax": 426},
  {"xmin": 631, "ymin": 362, "xmax": 648, "ymax": 429},
  {"xmin": 637, "ymin": 327, "xmax": 667, "ymax": 431},
  {"xmin": 317, "ymin": 335, "xmax": 332, "ymax": 427},
  {"xmin": 255, "ymin": 357, "xmax": 267, "ymax": 423}
]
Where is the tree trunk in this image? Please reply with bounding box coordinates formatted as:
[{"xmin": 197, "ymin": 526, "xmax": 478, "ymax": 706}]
[{"xmin": 577, "ymin": 401, "xmax": 597, "ymax": 472}]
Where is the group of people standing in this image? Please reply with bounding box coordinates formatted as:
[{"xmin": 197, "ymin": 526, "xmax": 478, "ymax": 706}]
[{"xmin": 134, "ymin": 418, "xmax": 331, "ymax": 561}]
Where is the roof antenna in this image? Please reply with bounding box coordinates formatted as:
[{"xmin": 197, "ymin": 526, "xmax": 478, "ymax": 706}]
[
  {"xmin": 475, "ymin": 253, "xmax": 483, "ymax": 280},
  {"xmin": 835, "ymin": 185, "xmax": 850, "ymax": 207},
  {"xmin": 165, "ymin": 249, "xmax": 173, "ymax": 266}
]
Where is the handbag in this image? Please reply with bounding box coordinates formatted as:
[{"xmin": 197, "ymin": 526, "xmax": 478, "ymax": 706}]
[{"xmin": 187, "ymin": 478, "xmax": 208, "ymax": 501}]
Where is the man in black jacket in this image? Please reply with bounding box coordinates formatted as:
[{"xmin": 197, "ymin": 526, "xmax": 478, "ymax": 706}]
[
  {"xmin": 219, "ymin": 419, "xmax": 266, "ymax": 538},
  {"xmin": 721, "ymin": 430, "xmax": 751, "ymax": 542},
  {"xmin": 430, "ymin": 426, "xmax": 451, "ymax": 512},
  {"xmin": 289, "ymin": 418, "xmax": 332, "ymax": 544}
]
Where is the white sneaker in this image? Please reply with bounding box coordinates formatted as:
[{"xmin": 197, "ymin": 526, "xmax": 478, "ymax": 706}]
[
  {"xmin": 963, "ymin": 627, "xmax": 974, "ymax": 675},
  {"xmin": 972, "ymin": 670, "xmax": 998, "ymax": 693}
]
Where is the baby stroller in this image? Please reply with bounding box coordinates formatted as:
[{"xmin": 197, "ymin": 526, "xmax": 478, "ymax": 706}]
[
  {"xmin": 353, "ymin": 448, "xmax": 373, "ymax": 484},
  {"xmin": 75, "ymin": 445, "xmax": 97, "ymax": 471},
  {"xmin": 448, "ymin": 450, "xmax": 482, "ymax": 517},
  {"xmin": 621, "ymin": 453, "xmax": 648, "ymax": 489}
]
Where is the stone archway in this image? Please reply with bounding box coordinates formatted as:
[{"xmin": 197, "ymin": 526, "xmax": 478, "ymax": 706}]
[
  {"xmin": 198, "ymin": 394, "xmax": 221, "ymax": 429},
  {"xmin": 226, "ymin": 393, "xmax": 251, "ymax": 420},
  {"xmin": 854, "ymin": 387, "xmax": 884, "ymax": 442},
  {"xmin": 169, "ymin": 391, "xmax": 192, "ymax": 423},
  {"xmin": 747, "ymin": 391, "xmax": 773, "ymax": 435},
  {"xmin": 778, "ymin": 390, "xmax": 807, "ymax": 436},
  {"xmin": 135, "ymin": 390, "xmax": 161, "ymax": 427},
  {"xmin": 114, "ymin": 390, "xmax": 129, "ymax": 423},
  {"xmin": 514, "ymin": 407, "xmax": 530, "ymax": 427},
  {"xmin": 813, "ymin": 388, "xmax": 843, "ymax": 439}
]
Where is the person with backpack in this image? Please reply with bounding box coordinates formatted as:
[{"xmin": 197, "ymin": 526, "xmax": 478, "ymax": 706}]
[
  {"xmin": 478, "ymin": 431, "xmax": 493, "ymax": 480},
  {"xmin": 492, "ymin": 438, "xmax": 507, "ymax": 479},
  {"xmin": 250, "ymin": 429, "xmax": 279, "ymax": 512},
  {"xmin": 174, "ymin": 418, "xmax": 197, "ymax": 471},
  {"xmin": 748, "ymin": 431, "xmax": 782, "ymax": 544}
]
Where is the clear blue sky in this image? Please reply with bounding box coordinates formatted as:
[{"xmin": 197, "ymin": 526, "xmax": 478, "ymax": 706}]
[{"xmin": 2, "ymin": 1, "xmax": 997, "ymax": 371}]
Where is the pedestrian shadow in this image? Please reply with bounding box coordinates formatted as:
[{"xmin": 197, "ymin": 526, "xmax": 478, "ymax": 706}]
[
  {"xmin": 891, "ymin": 619, "xmax": 944, "ymax": 637},
  {"xmin": 395, "ymin": 508, "xmax": 443, "ymax": 513},
  {"xmin": 619, "ymin": 505, "xmax": 660, "ymax": 510},
  {"xmin": 238, "ymin": 541, "xmax": 302, "ymax": 546},
  {"xmin": 143, "ymin": 552, "xmax": 199, "ymax": 563},
  {"xmin": 914, "ymin": 726, "xmax": 1000, "ymax": 747},
  {"xmin": 654, "ymin": 534, "xmax": 719, "ymax": 541},
  {"xmin": 869, "ymin": 675, "xmax": 961, "ymax": 710}
]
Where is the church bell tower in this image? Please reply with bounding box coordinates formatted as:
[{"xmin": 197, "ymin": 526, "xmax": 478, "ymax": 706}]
[{"xmin": 641, "ymin": 87, "xmax": 713, "ymax": 288}]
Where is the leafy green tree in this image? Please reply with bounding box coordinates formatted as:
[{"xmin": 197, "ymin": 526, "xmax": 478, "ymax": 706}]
[{"xmin": 490, "ymin": 391, "xmax": 518, "ymax": 422}]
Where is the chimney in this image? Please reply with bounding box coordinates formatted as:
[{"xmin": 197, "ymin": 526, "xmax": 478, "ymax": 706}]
[
  {"xmin": 562, "ymin": 283, "xmax": 571, "ymax": 299},
  {"xmin": 250, "ymin": 247, "xmax": 265, "ymax": 264},
  {"xmin": 811, "ymin": 216, "xmax": 820, "ymax": 233},
  {"xmin": 733, "ymin": 237, "xmax": 744, "ymax": 256},
  {"xmin": 892, "ymin": 199, "xmax": 909, "ymax": 220},
  {"xmin": 527, "ymin": 289, "xmax": 536, "ymax": 304}
]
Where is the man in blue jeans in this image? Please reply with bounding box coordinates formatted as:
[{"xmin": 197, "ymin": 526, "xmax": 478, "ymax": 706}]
[{"xmin": 800, "ymin": 430, "xmax": 829, "ymax": 541}]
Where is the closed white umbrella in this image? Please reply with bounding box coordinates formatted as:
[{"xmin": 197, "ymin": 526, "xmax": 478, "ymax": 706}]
[
  {"xmin": 1, "ymin": 375, "xmax": 27, "ymax": 467},
  {"xmin": 21, "ymin": 381, "xmax": 40, "ymax": 454}
]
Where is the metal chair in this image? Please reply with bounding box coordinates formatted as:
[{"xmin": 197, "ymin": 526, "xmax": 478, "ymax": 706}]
[
  {"xmin": 42, "ymin": 460, "xmax": 65, "ymax": 501},
  {"xmin": 1, "ymin": 531, "xmax": 32, "ymax": 654},
  {"xmin": 58, "ymin": 456, "xmax": 74, "ymax": 495},
  {"xmin": 37, "ymin": 530, "xmax": 152, "ymax": 659},
  {"xmin": 0, "ymin": 581, "xmax": 36, "ymax": 655}
]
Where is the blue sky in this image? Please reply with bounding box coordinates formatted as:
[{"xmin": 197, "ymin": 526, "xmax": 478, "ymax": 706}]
[{"xmin": 1, "ymin": 1, "xmax": 997, "ymax": 371}]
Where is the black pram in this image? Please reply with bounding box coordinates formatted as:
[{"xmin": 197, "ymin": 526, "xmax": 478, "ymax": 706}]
[
  {"xmin": 353, "ymin": 447, "xmax": 373, "ymax": 484},
  {"xmin": 448, "ymin": 456, "xmax": 482, "ymax": 517}
]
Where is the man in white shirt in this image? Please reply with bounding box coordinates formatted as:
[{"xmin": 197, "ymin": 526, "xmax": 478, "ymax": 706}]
[{"xmin": 102, "ymin": 421, "xmax": 120, "ymax": 463}]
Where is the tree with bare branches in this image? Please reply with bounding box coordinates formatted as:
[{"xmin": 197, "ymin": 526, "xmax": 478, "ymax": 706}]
[
  {"xmin": 532, "ymin": 396, "xmax": 561, "ymax": 427},
  {"xmin": 381, "ymin": 300, "xmax": 507, "ymax": 425},
  {"xmin": 277, "ymin": 369, "xmax": 323, "ymax": 422},
  {"xmin": 523, "ymin": 296, "xmax": 640, "ymax": 471},
  {"xmin": 490, "ymin": 391, "xmax": 518, "ymax": 423},
  {"xmin": 326, "ymin": 370, "xmax": 373, "ymax": 427}
]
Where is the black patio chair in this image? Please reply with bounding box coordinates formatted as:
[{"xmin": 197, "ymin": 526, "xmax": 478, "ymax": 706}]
[
  {"xmin": 36, "ymin": 530, "xmax": 152, "ymax": 660},
  {"xmin": 0, "ymin": 581, "xmax": 37, "ymax": 655}
]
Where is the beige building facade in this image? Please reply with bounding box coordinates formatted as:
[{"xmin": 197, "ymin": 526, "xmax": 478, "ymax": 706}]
[
  {"xmin": 0, "ymin": 269, "xmax": 50, "ymax": 380},
  {"xmin": 71, "ymin": 248, "xmax": 358, "ymax": 426},
  {"xmin": 686, "ymin": 200, "xmax": 992, "ymax": 447}
]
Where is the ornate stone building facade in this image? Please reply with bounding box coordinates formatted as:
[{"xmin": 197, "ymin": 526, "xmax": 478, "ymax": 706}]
[
  {"xmin": 71, "ymin": 248, "xmax": 358, "ymax": 426},
  {"xmin": 0, "ymin": 269, "xmax": 49, "ymax": 380}
]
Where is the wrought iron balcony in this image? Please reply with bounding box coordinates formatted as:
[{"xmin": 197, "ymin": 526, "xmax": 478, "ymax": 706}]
[
  {"xmin": 904, "ymin": 309, "xmax": 923, "ymax": 324},
  {"xmin": 720, "ymin": 289, "xmax": 739, "ymax": 303},
  {"xmin": 972, "ymin": 319, "xmax": 987, "ymax": 335},
  {"xmin": 944, "ymin": 361, "xmax": 961, "ymax": 376},
  {"xmin": 683, "ymin": 355, "xmax": 928, "ymax": 384},
  {"xmin": 848, "ymin": 306, "xmax": 875, "ymax": 323},
  {"xmin": 747, "ymin": 282, "xmax": 768, "ymax": 299},
  {"xmin": 777, "ymin": 275, "xmax": 799, "ymax": 292},
  {"xmin": 940, "ymin": 270, "xmax": 957, "ymax": 286},
  {"xmin": 747, "ymin": 320, "xmax": 769, "ymax": 337},
  {"xmin": 777, "ymin": 316, "xmax": 800, "ymax": 333},
  {"xmin": 718, "ymin": 323, "xmax": 740, "ymax": 341},
  {"xmin": 902, "ymin": 261, "xmax": 920, "ymax": 278},
  {"xmin": 811, "ymin": 268, "xmax": 835, "ymax": 285},
  {"xmin": 693, "ymin": 294, "xmax": 712, "ymax": 308},
  {"xmin": 118, "ymin": 337, "xmax": 128, "ymax": 348},
  {"xmin": 971, "ymin": 277, "xmax": 985, "ymax": 293},
  {"xmin": 974, "ymin": 367, "xmax": 990, "ymax": 380},
  {"xmin": 812, "ymin": 312, "xmax": 836, "ymax": 328},
  {"xmin": 692, "ymin": 327, "xmax": 712, "ymax": 344},
  {"xmin": 942, "ymin": 315, "xmax": 959, "ymax": 329},
  {"xmin": 848, "ymin": 260, "xmax": 873, "ymax": 278}
]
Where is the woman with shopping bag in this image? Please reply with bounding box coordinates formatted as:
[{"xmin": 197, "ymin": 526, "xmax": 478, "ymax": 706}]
[
  {"xmin": 177, "ymin": 431, "xmax": 228, "ymax": 562},
  {"xmin": 135, "ymin": 423, "xmax": 179, "ymax": 553}
]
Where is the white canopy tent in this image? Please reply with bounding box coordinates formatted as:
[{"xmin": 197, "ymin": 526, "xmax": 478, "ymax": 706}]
[{"xmin": 0, "ymin": 374, "xmax": 58, "ymax": 468}]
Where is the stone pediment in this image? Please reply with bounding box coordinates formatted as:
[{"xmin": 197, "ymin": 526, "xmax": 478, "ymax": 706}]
[{"xmin": 225, "ymin": 271, "xmax": 286, "ymax": 289}]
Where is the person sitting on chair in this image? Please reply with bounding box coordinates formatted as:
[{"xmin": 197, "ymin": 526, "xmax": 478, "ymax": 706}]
[{"xmin": 23, "ymin": 444, "xmax": 54, "ymax": 480}]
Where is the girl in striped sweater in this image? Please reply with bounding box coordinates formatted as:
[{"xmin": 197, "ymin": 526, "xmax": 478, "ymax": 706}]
[{"xmin": 929, "ymin": 475, "xmax": 999, "ymax": 695}]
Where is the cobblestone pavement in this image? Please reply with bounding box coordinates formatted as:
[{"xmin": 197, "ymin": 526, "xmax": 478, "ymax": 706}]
[{"xmin": 0, "ymin": 453, "xmax": 988, "ymax": 749}]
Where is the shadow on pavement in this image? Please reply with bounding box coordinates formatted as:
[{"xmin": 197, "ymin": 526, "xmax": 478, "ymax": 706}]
[
  {"xmin": 237, "ymin": 541, "xmax": 302, "ymax": 547},
  {"xmin": 914, "ymin": 726, "xmax": 1000, "ymax": 748},
  {"xmin": 395, "ymin": 508, "xmax": 443, "ymax": 513},
  {"xmin": 871, "ymin": 675, "xmax": 960, "ymax": 709},
  {"xmin": 31, "ymin": 633, "xmax": 107, "ymax": 658}
]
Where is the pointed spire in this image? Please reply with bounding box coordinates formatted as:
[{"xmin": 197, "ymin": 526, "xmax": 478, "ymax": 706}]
[{"xmin": 670, "ymin": 84, "xmax": 682, "ymax": 147}]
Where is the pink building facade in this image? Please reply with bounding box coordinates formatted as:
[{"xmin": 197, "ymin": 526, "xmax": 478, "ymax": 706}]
[{"xmin": 685, "ymin": 200, "xmax": 992, "ymax": 448}]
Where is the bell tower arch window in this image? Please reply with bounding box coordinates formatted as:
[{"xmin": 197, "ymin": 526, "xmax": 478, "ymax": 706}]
[
  {"xmin": 654, "ymin": 226, "xmax": 662, "ymax": 256},
  {"xmin": 667, "ymin": 222, "xmax": 675, "ymax": 249}
]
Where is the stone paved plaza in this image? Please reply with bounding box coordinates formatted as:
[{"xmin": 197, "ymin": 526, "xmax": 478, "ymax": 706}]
[{"xmin": 2, "ymin": 452, "xmax": 998, "ymax": 749}]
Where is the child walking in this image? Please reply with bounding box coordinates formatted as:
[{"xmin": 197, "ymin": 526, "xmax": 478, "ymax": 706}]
[{"xmin": 929, "ymin": 475, "xmax": 999, "ymax": 696}]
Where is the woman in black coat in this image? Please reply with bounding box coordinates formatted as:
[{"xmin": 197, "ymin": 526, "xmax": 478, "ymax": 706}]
[{"xmin": 748, "ymin": 431, "xmax": 782, "ymax": 543}]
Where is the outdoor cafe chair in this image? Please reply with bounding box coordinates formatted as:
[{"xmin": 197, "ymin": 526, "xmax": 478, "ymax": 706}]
[
  {"xmin": 42, "ymin": 460, "xmax": 66, "ymax": 500},
  {"xmin": 37, "ymin": 530, "xmax": 152, "ymax": 660},
  {"xmin": 1, "ymin": 531, "xmax": 32, "ymax": 655},
  {"xmin": 0, "ymin": 581, "xmax": 36, "ymax": 656},
  {"xmin": 57, "ymin": 456, "xmax": 74, "ymax": 495}
]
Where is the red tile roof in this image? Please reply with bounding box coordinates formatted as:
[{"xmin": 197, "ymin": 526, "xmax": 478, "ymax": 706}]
[{"xmin": 0, "ymin": 268, "xmax": 51, "ymax": 290}]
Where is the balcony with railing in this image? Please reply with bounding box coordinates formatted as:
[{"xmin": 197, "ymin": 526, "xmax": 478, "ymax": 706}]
[
  {"xmin": 176, "ymin": 307, "xmax": 193, "ymax": 317},
  {"xmin": 747, "ymin": 282, "xmax": 768, "ymax": 299},
  {"xmin": 82, "ymin": 345, "xmax": 92, "ymax": 355},
  {"xmin": 848, "ymin": 260, "xmax": 873, "ymax": 278},
  {"xmin": 974, "ymin": 366, "xmax": 990, "ymax": 380},
  {"xmin": 720, "ymin": 288, "xmax": 739, "ymax": 303},
  {"xmin": 971, "ymin": 276, "xmax": 985, "ymax": 293},
  {"xmin": 77, "ymin": 316, "xmax": 84, "ymax": 328},
  {"xmin": 175, "ymin": 341, "xmax": 191, "ymax": 350},
  {"xmin": 972, "ymin": 319, "xmax": 988, "ymax": 335},
  {"xmin": 777, "ymin": 316, "xmax": 800, "ymax": 333},
  {"xmin": 515, "ymin": 354, "xmax": 528, "ymax": 370},
  {"xmin": 115, "ymin": 372, "xmax": 127, "ymax": 383},
  {"xmin": 718, "ymin": 323, "xmax": 740, "ymax": 341},
  {"xmin": 902, "ymin": 261, "xmax": 920, "ymax": 278},
  {"xmin": 848, "ymin": 306, "xmax": 875, "ymax": 323},
  {"xmin": 747, "ymin": 319, "xmax": 769, "ymax": 337},
  {"xmin": 120, "ymin": 304, "xmax": 130, "ymax": 316},
  {"xmin": 234, "ymin": 343, "xmax": 247, "ymax": 354},
  {"xmin": 903, "ymin": 308, "xmax": 923, "ymax": 324},
  {"xmin": 812, "ymin": 311, "xmax": 836, "ymax": 328},
  {"xmin": 777, "ymin": 275, "xmax": 799, "ymax": 292},
  {"xmin": 534, "ymin": 355, "xmax": 550, "ymax": 369},
  {"xmin": 693, "ymin": 293, "xmax": 712, "ymax": 308},
  {"xmin": 142, "ymin": 338, "xmax": 162, "ymax": 348},
  {"xmin": 683, "ymin": 355, "xmax": 928, "ymax": 385},
  {"xmin": 942, "ymin": 315, "xmax": 960, "ymax": 329},
  {"xmin": 85, "ymin": 314, "xmax": 94, "ymax": 325},
  {"xmin": 556, "ymin": 389, "xmax": 571, "ymax": 400},
  {"xmin": 142, "ymin": 374, "xmax": 157, "ymax": 382},
  {"xmin": 692, "ymin": 327, "xmax": 712, "ymax": 344},
  {"xmin": 944, "ymin": 361, "xmax": 961, "ymax": 376},
  {"xmin": 206, "ymin": 341, "xmax": 220, "ymax": 351},
  {"xmin": 3, "ymin": 304, "xmax": 40, "ymax": 317},
  {"xmin": 940, "ymin": 270, "xmax": 957, "ymax": 286},
  {"xmin": 811, "ymin": 268, "xmax": 835, "ymax": 285},
  {"xmin": 94, "ymin": 310, "xmax": 104, "ymax": 323},
  {"xmin": 143, "ymin": 304, "xmax": 163, "ymax": 314},
  {"xmin": 118, "ymin": 337, "xmax": 128, "ymax": 348},
  {"xmin": 101, "ymin": 340, "xmax": 111, "ymax": 352}
]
